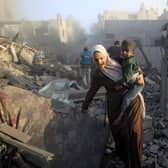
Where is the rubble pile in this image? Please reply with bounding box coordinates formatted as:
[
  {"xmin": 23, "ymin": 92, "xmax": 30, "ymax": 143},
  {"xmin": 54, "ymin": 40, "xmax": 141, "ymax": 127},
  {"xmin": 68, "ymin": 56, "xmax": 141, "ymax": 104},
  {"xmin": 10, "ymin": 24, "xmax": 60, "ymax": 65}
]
[
  {"xmin": 141, "ymin": 68, "xmax": 168, "ymax": 168},
  {"xmin": 0, "ymin": 80, "xmax": 101, "ymax": 168},
  {"xmin": 0, "ymin": 36, "xmax": 167, "ymax": 168},
  {"xmin": 44, "ymin": 102, "xmax": 108, "ymax": 168},
  {"xmin": 0, "ymin": 36, "xmax": 79, "ymax": 91},
  {"xmin": 0, "ymin": 36, "xmax": 44, "ymax": 90},
  {"xmin": 143, "ymin": 68, "xmax": 161, "ymax": 117}
]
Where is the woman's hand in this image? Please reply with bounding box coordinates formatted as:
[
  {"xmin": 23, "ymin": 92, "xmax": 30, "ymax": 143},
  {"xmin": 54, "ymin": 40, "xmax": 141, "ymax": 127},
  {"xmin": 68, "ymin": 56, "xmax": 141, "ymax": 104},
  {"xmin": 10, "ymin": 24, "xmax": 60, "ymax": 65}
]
[{"xmin": 136, "ymin": 73, "xmax": 144, "ymax": 86}]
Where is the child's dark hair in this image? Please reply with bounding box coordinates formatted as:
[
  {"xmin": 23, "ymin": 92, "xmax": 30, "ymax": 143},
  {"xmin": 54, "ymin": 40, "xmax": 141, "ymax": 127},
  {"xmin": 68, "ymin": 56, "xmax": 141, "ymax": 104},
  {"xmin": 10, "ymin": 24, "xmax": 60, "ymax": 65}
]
[{"xmin": 121, "ymin": 40, "xmax": 136, "ymax": 54}]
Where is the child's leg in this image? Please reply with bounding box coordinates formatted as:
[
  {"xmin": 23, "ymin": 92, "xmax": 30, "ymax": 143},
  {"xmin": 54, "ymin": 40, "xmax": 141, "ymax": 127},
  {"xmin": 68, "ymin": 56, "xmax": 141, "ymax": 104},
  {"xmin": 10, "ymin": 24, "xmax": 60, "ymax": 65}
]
[{"xmin": 121, "ymin": 84, "xmax": 143, "ymax": 114}]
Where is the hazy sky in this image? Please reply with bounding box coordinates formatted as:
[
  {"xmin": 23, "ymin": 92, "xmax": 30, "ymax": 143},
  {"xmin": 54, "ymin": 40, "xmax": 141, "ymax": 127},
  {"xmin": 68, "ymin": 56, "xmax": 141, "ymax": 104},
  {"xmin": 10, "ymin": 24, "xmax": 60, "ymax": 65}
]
[{"xmin": 17, "ymin": 0, "xmax": 166, "ymax": 28}]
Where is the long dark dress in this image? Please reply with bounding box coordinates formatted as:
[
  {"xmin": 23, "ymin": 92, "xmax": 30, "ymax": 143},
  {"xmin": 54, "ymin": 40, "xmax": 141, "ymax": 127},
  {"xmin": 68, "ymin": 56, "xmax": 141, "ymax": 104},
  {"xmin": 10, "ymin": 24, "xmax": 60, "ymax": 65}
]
[{"xmin": 82, "ymin": 69, "xmax": 143, "ymax": 168}]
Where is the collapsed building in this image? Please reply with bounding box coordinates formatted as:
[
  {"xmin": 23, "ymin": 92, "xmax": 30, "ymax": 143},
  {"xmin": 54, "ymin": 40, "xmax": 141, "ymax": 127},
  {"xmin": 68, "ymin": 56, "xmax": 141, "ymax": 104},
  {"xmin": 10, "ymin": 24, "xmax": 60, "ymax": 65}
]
[{"xmin": 1, "ymin": 2, "xmax": 168, "ymax": 168}]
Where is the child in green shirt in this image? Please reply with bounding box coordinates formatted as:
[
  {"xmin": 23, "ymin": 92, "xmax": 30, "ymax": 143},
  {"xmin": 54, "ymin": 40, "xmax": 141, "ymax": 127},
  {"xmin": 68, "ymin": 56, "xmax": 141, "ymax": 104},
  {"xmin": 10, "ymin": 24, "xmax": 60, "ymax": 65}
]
[{"xmin": 113, "ymin": 40, "xmax": 144, "ymax": 124}]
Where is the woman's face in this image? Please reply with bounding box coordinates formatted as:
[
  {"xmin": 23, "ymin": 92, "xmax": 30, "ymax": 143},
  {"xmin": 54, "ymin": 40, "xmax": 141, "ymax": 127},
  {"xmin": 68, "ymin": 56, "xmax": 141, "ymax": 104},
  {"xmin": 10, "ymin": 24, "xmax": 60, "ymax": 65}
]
[{"xmin": 94, "ymin": 52, "xmax": 107, "ymax": 69}]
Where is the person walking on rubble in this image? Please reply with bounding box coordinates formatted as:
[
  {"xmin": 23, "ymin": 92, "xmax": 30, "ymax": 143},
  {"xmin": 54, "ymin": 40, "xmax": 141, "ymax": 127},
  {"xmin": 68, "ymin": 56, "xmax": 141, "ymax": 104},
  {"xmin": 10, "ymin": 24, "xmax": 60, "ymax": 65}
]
[
  {"xmin": 80, "ymin": 47, "xmax": 91, "ymax": 88},
  {"xmin": 81, "ymin": 44, "xmax": 145, "ymax": 168}
]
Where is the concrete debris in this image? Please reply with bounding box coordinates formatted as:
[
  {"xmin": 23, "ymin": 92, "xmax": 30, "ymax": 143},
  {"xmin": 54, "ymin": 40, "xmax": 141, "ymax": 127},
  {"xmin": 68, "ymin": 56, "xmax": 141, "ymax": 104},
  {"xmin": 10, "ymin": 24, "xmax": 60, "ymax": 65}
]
[
  {"xmin": 0, "ymin": 85, "xmax": 53, "ymax": 148},
  {"xmin": 0, "ymin": 36, "xmax": 167, "ymax": 168},
  {"xmin": 0, "ymin": 37, "xmax": 81, "ymax": 91},
  {"xmin": 0, "ymin": 83, "xmax": 106, "ymax": 168}
]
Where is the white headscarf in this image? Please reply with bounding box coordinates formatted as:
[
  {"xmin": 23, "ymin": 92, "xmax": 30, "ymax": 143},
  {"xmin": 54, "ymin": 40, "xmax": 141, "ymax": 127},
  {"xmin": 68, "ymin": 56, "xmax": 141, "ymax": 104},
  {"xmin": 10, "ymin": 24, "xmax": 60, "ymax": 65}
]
[{"xmin": 91, "ymin": 44, "xmax": 122, "ymax": 82}]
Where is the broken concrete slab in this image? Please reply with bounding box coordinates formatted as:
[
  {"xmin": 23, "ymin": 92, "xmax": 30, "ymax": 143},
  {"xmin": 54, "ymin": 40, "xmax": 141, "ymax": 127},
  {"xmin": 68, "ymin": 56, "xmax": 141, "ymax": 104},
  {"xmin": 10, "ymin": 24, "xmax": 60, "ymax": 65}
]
[{"xmin": 0, "ymin": 85, "xmax": 53, "ymax": 148}]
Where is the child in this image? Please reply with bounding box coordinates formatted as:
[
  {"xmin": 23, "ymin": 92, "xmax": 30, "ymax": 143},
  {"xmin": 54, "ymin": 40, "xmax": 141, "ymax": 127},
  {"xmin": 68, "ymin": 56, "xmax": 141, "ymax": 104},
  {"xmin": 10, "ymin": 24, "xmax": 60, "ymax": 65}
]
[{"xmin": 113, "ymin": 40, "xmax": 144, "ymax": 124}]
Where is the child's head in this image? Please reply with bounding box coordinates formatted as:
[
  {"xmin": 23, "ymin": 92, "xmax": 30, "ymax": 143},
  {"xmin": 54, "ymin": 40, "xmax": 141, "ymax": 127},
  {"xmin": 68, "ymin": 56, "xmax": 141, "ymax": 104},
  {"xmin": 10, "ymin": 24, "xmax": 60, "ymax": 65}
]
[{"xmin": 121, "ymin": 40, "xmax": 136, "ymax": 58}]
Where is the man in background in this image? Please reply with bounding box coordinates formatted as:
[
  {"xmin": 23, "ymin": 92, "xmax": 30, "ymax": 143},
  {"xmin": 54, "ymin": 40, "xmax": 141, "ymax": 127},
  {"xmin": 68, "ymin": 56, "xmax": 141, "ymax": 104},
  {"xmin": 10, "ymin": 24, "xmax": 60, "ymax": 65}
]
[{"xmin": 107, "ymin": 40, "xmax": 121, "ymax": 63}]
